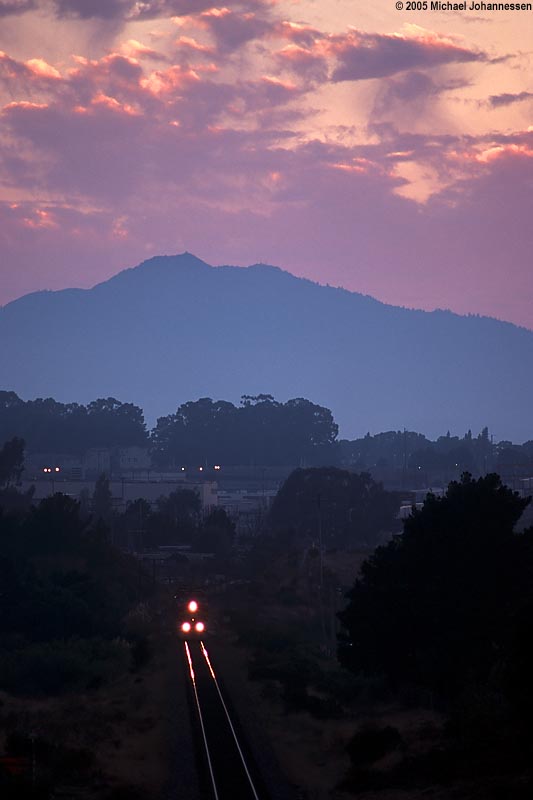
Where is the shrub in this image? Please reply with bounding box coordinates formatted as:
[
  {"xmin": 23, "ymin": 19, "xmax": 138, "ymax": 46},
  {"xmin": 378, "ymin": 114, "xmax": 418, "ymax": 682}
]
[
  {"xmin": 130, "ymin": 636, "xmax": 151, "ymax": 671},
  {"xmin": 0, "ymin": 638, "xmax": 131, "ymax": 695},
  {"xmin": 346, "ymin": 725, "xmax": 403, "ymax": 767}
]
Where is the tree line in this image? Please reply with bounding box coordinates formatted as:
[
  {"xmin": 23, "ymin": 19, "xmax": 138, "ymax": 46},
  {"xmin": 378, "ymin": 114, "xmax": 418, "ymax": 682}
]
[
  {"xmin": 1, "ymin": 390, "xmax": 532, "ymax": 472},
  {"xmin": 0, "ymin": 391, "xmax": 147, "ymax": 454},
  {"xmin": 0, "ymin": 391, "xmax": 338, "ymax": 467},
  {"xmin": 340, "ymin": 426, "xmax": 533, "ymax": 480}
]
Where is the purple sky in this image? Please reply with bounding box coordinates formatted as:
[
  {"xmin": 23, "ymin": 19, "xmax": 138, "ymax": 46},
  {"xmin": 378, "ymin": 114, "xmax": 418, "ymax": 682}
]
[{"xmin": 1, "ymin": 1, "xmax": 532, "ymax": 328}]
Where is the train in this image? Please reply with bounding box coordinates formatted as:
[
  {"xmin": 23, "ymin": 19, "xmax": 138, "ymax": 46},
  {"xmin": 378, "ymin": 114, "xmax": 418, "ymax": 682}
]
[{"xmin": 176, "ymin": 593, "xmax": 208, "ymax": 637}]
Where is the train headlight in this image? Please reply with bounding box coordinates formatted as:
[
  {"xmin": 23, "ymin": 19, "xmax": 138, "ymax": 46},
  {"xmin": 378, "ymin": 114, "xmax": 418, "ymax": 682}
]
[
  {"xmin": 181, "ymin": 622, "xmax": 191, "ymax": 633},
  {"xmin": 188, "ymin": 600, "xmax": 198, "ymax": 613},
  {"xmin": 195, "ymin": 622, "xmax": 205, "ymax": 632}
]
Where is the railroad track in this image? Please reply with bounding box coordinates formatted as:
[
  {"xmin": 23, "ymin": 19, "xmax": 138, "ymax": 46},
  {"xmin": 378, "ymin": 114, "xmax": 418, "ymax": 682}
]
[{"xmin": 184, "ymin": 640, "xmax": 269, "ymax": 800}]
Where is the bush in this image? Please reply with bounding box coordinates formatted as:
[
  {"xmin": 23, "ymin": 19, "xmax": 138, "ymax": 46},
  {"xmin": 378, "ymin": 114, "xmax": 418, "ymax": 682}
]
[
  {"xmin": 314, "ymin": 668, "xmax": 362, "ymax": 704},
  {"xmin": 346, "ymin": 725, "xmax": 403, "ymax": 767},
  {"xmin": 130, "ymin": 636, "xmax": 151, "ymax": 671},
  {"xmin": 0, "ymin": 638, "xmax": 131, "ymax": 695}
]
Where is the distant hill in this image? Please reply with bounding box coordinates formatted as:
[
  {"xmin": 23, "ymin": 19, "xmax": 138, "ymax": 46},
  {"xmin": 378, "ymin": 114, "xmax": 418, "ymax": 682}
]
[{"xmin": 1, "ymin": 252, "xmax": 532, "ymax": 441}]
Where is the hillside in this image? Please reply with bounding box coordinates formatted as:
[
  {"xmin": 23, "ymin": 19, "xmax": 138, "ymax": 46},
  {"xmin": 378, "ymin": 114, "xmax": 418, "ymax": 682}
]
[{"xmin": 1, "ymin": 253, "xmax": 532, "ymax": 440}]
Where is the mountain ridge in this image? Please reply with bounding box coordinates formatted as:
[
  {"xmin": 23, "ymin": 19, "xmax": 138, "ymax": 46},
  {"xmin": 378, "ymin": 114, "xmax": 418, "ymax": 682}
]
[
  {"xmin": 1, "ymin": 252, "xmax": 532, "ymax": 440},
  {"xmin": 4, "ymin": 253, "xmax": 528, "ymax": 334}
]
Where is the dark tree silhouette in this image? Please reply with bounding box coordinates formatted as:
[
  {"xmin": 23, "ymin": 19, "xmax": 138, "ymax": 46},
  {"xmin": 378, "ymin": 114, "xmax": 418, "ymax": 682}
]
[
  {"xmin": 91, "ymin": 473, "xmax": 113, "ymax": 523},
  {"xmin": 269, "ymin": 467, "xmax": 400, "ymax": 549},
  {"xmin": 0, "ymin": 492, "xmax": 153, "ymax": 695},
  {"xmin": 0, "ymin": 436, "xmax": 25, "ymax": 486},
  {"xmin": 196, "ymin": 507, "xmax": 236, "ymax": 556},
  {"xmin": 338, "ymin": 473, "xmax": 533, "ymax": 698},
  {"xmin": 0, "ymin": 392, "xmax": 148, "ymax": 454},
  {"xmin": 145, "ymin": 488, "xmax": 201, "ymax": 546},
  {"xmin": 151, "ymin": 395, "xmax": 338, "ymax": 467}
]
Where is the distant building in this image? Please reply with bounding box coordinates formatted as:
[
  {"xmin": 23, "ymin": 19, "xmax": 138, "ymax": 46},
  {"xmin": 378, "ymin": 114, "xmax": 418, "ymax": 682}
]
[
  {"xmin": 24, "ymin": 446, "xmax": 153, "ymax": 481},
  {"xmin": 21, "ymin": 476, "xmax": 218, "ymax": 513},
  {"xmin": 83, "ymin": 448, "xmax": 112, "ymax": 478},
  {"xmin": 114, "ymin": 446, "xmax": 152, "ymax": 478},
  {"xmin": 216, "ymin": 488, "xmax": 277, "ymax": 535},
  {"xmin": 24, "ymin": 452, "xmax": 84, "ymax": 481}
]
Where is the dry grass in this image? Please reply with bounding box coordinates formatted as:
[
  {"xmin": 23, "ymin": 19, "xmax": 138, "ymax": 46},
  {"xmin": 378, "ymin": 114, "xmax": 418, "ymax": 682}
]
[
  {"xmin": 0, "ymin": 607, "xmax": 179, "ymax": 798},
  {"xmin": 215, "ymin": 627, "xmax": 449, "ymax": 800}
]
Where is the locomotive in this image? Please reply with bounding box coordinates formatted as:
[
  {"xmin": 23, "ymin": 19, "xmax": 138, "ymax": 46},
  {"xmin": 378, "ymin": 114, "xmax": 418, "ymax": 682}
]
[{"xmin": 177, "ymin": 595, "xmax": 208, "ymax": 637}]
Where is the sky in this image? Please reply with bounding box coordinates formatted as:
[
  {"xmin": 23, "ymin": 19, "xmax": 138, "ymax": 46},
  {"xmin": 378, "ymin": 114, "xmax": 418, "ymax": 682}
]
[{"xmin": 0, "ymin": 1, "xmax": 532, "ymax": 328}]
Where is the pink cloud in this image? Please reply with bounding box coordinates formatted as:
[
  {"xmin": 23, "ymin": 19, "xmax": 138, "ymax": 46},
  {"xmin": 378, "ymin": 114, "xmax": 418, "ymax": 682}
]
[
  {"xmin": 25, "ymin": 58, "xmax": 62, "ymax": 79},
  {"xmin": 4, "ymin": 99, "xmax": 48, "ymax": 109},
  {"xmin": 64, "ymin": 53, "xmax": 154, "ymax": 112},
  {"xmin": 0, "ymin": 0, "xmax": 35, "ymax": 16},
  {"xmin": 272, "ymin": 25, "xmax": 484, "ymax": 89},
  {"xmin": 48, "ymin": 0, "xmax": 271, "ymax": 21},
  {"xmin": 488, "ymin": 91, "xmax": 533, "ymax": 108},
  {"xmin": 140, "ymin": 63, "xmax": 201, "ymax": 94},
  {"xmin": 329, "ymin": 28, "xmax": 485, "ymax": 82},
  {"xmin": 0, "ymin": 50, "xmax": 65, "ymax": 93},
  {"xmin": 120, "ymin": 39, "xmax": 165, "ymax": 61},
  {"xmin": 276, "ymin": 43, "xmax": 328, "ymax": 84},
  {"xmin": 175, "ymin": 35, "xmax": 215, "ymax": 54},
  {"xmin": 1, "ymin": 99, "xmax": 150, "ymax": 199},
  {"xmin": 274, "ymin": 20, "xmax": 323, "ymax": 48},
  {"xmin": 195, "ymin": 6, "xmax": 274, "ymax": 53}
]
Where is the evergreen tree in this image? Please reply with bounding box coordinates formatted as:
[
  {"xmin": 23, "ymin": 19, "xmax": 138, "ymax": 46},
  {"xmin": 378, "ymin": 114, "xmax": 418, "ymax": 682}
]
[
  {"xmin": 338, "ymin": 473, "xmax": 532, "ymax": 698},
  {"xmin": 91, "ymin": 474, "xmax": 113, "ymax": 523}
]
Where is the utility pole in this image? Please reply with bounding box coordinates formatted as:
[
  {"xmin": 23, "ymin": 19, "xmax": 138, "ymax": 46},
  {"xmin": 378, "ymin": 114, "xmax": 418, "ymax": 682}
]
[
  {"xmin": 317, "ymin": 493, "xmax": 323, "ymax": 591},
  {"xmin": 317, "ymin": 493, "xmax": 328, "ymax": 653}
]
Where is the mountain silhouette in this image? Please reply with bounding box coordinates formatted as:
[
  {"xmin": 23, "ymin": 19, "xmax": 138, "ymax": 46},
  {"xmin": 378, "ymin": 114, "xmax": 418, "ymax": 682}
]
[{"xmin": 1, "ymin": 252, "xmax": 532, "ymax": 441}]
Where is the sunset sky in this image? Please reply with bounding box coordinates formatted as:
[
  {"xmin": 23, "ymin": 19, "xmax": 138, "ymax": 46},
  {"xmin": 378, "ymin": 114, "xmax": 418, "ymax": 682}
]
[{"xmin": 1, "ymin": 1, "xmax": 532, "ymax": 328}]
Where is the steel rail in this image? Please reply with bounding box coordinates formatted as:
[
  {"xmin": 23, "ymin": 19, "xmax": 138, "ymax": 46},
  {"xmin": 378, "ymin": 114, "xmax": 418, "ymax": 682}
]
[
  {"xmin": 184, "ymin": 641, "xmax": 220, "ymax": 800},
  {"xmin": 199, "ymin": 641, "xmax": 261, "ymax": 800}
]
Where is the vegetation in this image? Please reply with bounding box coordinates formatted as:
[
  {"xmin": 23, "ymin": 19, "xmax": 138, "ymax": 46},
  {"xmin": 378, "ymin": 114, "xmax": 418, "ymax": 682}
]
[
  {"xmin": 0, "ymin": 391, "xmax": 148, "ymax": 454},
  {"xmin": 1, "ymin": 391, "xmax": 532, "ymax": 483},
  {"xmin": 339, "ymin": 426, "xmax": 533, "ymax": 485},
  {"xmin": 217, "ymin": 470, "xmax": 533, "ymax": 797},
  {"xmin": 269, "ymin": 467, "xmax": 400, "ymax": 550},
  {"xmin": 1, "ymin": 391, "xmax": 533, "ymax": 797},
  {"xmin": 151, "ymin": 394, "xmax": 339, "ymax": 467},
  {"xmin": 337, "ymin": 473, "xmax": 533, "ymax": 793},
  {"xmin": 0, "ymin": 492, "xmax": 153, "ymax": 695},
  {"xmin": 221, "ymin": 470, "xmax": 401, "ymax": 721},
  {"xmin": 110, "ymin": 488, "xmax": 235, "ymax": 557},
  {"xmin": 0, "ymin": 437, "xmax": 25, "ymax": 487},
  {"xmin": 0, "ymin": 485, "xmax": 180, "ymax": 800},
  {"xmin": 338, "ymin": 473, "xmax": 532, "ymax": 695}
]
